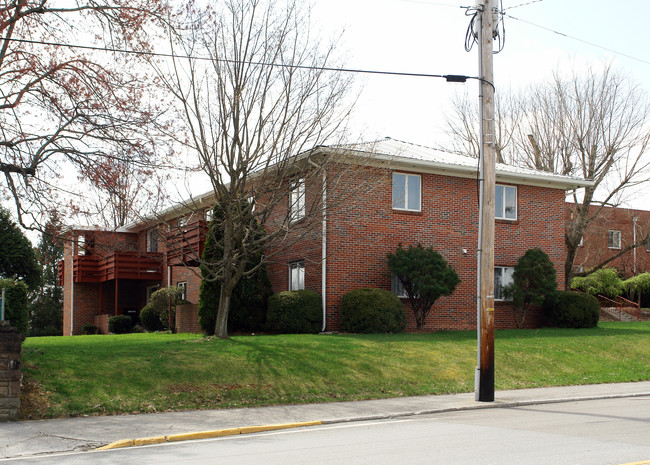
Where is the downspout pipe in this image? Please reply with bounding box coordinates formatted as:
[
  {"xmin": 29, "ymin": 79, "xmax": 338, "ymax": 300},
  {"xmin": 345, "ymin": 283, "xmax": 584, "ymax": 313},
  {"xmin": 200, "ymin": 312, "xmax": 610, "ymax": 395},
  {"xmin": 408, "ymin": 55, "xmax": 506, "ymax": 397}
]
[{"xmin": 307, "ymin": 157, "xmax": 327, "ymax": 332}]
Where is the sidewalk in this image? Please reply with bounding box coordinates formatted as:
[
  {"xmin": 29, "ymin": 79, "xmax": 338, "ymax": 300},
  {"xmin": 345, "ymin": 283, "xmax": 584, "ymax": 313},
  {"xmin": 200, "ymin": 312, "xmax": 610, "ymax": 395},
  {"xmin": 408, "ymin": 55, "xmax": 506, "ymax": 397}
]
[{"xmin": 3, "ymin": 381, "xmax": 650, "ymax": 459}]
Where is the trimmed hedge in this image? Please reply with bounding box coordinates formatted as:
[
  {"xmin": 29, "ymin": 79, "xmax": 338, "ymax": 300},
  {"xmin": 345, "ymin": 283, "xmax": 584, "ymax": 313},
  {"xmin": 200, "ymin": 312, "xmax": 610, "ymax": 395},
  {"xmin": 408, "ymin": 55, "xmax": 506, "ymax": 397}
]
[
  {"xmin": 266, "ymin": 290, "xmax": 322, "ymax": 334},
  {"xmin": 543, "ymin": 291, "xmax": 599, "ymax": 328},
  {"xmin": 108, "ymin": 315, "xmax": 133, "ymax": 334},
  {"xmin": 340, "ymin": 288, "xmax": 406, "ymax": 334}
]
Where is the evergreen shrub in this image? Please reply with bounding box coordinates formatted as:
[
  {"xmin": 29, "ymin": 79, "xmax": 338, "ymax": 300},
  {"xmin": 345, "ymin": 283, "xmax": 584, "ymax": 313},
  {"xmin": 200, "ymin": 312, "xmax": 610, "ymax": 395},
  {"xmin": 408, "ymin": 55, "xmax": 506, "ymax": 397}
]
[
  {"xmin": 0, "ymin": 278, "xmax": 28, "ymax": 334},
  {"xmin": 108, "ymin": 315, "xmax": 133, "ymax": 334},
  {"xmin": 266, "ymin": 290, "xmax": 322, "ymax": 334},
  {"xmin": 82, "ymin": 324, "xmax": 98, "ymax": 335},
  {"xmin": 139, "ymin": 304, "xmax": 166, "ymax": 332},
  {"xmin": 543, "ymin": 291, "xmax": 599, "ymax": 328},
  {"xmin": 340, "ymin": 288, "xmax": 406, "ymax": 333}
]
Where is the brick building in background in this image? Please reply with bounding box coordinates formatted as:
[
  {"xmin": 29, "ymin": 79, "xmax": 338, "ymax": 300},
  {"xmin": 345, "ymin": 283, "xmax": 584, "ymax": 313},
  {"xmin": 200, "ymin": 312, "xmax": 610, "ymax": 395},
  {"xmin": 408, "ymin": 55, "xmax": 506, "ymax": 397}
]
[
  {"xmin": 60, "ymin": 138, "xmax": 591, "ymax": 335},
  {"xmin": 571, "ymin": 204, "xmax": 650, "ymax": 278}
]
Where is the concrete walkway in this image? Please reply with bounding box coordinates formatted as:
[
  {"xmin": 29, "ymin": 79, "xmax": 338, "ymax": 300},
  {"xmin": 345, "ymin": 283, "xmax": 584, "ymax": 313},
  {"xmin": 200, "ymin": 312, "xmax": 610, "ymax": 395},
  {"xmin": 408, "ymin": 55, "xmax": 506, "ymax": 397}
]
[{"xmin": 2, "ymin": 381, "xmax": 650, "ymax": 459}]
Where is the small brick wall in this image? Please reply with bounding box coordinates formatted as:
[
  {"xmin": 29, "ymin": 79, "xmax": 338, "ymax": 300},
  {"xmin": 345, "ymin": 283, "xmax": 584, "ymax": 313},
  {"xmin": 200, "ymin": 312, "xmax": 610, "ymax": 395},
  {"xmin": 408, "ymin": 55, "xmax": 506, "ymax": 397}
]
[
  {"xmin": 0, "ymin": 322, "xmax": 23, "ymax": 421},
  {"xmin": 94, "ymin": 314, "xmax": 110, "ymax": 335},
  {"xmin": 176, "ymin": 304, "xmax": 201, "ymax": 333}
]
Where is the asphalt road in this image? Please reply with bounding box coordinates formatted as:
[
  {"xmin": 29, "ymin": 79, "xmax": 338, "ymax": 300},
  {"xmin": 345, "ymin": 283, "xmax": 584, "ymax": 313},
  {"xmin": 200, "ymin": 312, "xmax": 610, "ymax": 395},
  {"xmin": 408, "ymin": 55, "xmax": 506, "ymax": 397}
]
[{"xmin": 6, "ymin": 396, "xmax": 650, "ymax": 465}]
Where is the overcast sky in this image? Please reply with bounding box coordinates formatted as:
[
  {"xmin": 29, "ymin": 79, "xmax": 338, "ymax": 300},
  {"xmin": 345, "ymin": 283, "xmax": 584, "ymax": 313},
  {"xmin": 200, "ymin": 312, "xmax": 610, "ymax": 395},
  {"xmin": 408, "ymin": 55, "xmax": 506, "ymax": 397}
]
[{"xmin": 300, "ymin": 0, "xmax": 650, "ymax": 208}]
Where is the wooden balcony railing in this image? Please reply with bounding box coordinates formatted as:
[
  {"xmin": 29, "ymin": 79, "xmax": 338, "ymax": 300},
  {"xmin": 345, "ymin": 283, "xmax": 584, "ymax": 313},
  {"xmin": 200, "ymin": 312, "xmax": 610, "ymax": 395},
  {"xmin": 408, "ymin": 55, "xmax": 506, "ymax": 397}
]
[
  {"xmin": 58, "ymin": 260, "xmax": 64, "ymax": 287},
  {"xmin": 73, "ymin": 251, "xmax": 163, "ymax": 283},
  {"xmin": 166, "ymin": 219, "xmax": 207, "ymax": 266}
]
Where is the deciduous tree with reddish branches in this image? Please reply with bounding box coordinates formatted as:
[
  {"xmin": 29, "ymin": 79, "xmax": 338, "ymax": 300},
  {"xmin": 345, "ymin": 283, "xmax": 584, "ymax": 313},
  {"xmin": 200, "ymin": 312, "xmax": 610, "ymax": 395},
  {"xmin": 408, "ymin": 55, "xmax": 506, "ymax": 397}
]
[{"xmin": 0, "ymin": 0, "xmax": 175, "ymax": 229}]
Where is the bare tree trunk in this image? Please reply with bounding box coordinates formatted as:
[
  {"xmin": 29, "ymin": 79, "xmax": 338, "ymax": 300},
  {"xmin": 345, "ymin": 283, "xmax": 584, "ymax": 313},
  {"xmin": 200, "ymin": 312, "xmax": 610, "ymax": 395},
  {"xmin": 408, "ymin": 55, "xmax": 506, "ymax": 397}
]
[{"xmin": 215, "ymin": 286, "xmax": 231, "ymax": 339}]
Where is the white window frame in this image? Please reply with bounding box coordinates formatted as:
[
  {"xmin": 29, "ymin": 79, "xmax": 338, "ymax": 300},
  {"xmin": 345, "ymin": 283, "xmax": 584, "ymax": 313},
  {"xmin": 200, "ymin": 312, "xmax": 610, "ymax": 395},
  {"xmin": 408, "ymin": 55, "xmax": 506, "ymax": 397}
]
[
  {"xmin": 391, "ymin": 274, "xmax": 408, "ymax": 298},
  {"xmin": 608, "ymin": 230, "xmax": 621, "ymax": 249},
  {"xmin": 177, "ymin": 282, "xmax": 187, "ymax": 301},
  {"xmin": 146, "ymin": 228, "xmax": 158, "ymax": 253},
  {"xmin": 494, "ymin": 266, "xmax": 515, "ymax": 301},
  {"xmin": 290, "ymin": 179, "xmax": 306, "ymax": 222},
  {"xmin": 204, "ymin": 209, "xmax": 213, "ymax": 223},
  {"xmin": 77, "ymin": 235, "xmax": 86, "ymax": 256},
  {"xmin": 288, "ymin": 262, "xmax": 305, "ymax": 291},
  {"xmin": 392, "ymin": 172, "xmax": 421, "ymax": 212},
  {"xmin": 495, "ymin": 184, "xmax": 517, "ymax": 220},
  {"xmin": 578, "ymin": 235, "xmax": 583, "ymax": 247},
  {"xmin": 177, "ymin": 216, "xmax": 188, "ymax": 228}
]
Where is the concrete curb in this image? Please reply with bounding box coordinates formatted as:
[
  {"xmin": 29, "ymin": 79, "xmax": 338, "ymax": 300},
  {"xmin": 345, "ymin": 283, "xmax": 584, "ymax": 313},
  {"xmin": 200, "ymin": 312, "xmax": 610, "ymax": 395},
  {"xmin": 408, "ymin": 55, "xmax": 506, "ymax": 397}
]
[
  {"xmin": 95, "ymin": 390, "xmax": 650, "ymax": 452},
  {"xmin": 96, "ymin": 421, "xmax": 323, "ymax": 451}
]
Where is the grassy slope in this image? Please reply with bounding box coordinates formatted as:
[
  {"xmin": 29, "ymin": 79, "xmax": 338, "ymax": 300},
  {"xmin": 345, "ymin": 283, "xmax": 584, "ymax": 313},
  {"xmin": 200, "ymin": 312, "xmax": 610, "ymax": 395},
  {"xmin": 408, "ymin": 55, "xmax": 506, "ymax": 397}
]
[{"xmin": 20, "ymin": 322, "xmax": 650, "ymax": 419}]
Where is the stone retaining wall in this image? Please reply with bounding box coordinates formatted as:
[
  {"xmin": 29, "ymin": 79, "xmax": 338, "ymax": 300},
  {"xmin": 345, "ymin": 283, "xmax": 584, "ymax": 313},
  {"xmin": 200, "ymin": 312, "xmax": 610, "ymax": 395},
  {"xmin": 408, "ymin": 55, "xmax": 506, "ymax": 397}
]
[{"xmin": 0, "ymin": 322, "xmax": 23, "ymax": 421}]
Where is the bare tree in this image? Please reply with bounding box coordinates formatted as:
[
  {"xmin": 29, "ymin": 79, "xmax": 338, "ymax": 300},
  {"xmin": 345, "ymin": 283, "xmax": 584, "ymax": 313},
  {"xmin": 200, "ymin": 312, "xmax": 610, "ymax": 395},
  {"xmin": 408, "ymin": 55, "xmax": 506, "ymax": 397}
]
[
  {"xmin": 75, "ymin": 150, "xmax": 170, "ymax": 229},
  {"xmin": 443, "ymin": 65, "xmax": 650, "ymax": 288},
  {"xmin": 442, "ymin": 90, "xmax": 523, "ymax": 165},
  {"xmin": 0, "ymin": 0, "xmax": 174, "ymax": 229},
  {"xmin": 158, "ymin": 0, "xmax": 353, "ymax": 338}
]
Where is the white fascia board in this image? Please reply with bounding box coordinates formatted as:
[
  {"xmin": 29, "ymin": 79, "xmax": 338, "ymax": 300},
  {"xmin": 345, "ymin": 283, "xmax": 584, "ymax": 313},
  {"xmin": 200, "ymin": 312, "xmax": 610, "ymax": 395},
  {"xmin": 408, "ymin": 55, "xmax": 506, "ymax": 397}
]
[{"xmin": 316, "ymin": 146, "xmax": 593, "ymax": 191}]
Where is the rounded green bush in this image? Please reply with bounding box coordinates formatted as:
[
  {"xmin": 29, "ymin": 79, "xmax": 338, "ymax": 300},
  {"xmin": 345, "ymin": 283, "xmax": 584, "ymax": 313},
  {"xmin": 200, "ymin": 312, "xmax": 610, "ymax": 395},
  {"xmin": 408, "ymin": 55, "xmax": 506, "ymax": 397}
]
[
  {"xmin": 139, "ymin": 304, "xmax": 165, "ymax": 332},
  {"xmin": 82, "ymin": 323, "xmax": 98, "ymax": 335},
  {"xmin": 543, "ymin": 291, "xmax": 599, "ymax": 328},
  {"xmin": 266, "ymin": 290, "xmax": 322, "ymax": 334},
  {"xmin": 340, "ymin": 288, "xmax": 406, "ymax": 333},
  {"xmin": 108, "ymin": 315, "xmax": 133, "ymax": 334}
]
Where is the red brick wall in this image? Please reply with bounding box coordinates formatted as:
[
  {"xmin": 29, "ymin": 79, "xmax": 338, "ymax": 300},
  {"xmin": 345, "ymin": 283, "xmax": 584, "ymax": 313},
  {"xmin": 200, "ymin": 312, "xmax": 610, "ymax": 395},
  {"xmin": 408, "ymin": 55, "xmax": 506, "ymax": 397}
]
[
  {"xmin": 572, "ymin": 204, "xmax": 650, "ymax": 278},
  {"xmin": 176, "ymin": 304, "xmax": 201, "ymax": 333},
  {"xmin": 267, "ymin": 164, "xmax": 567, "ymax": 332}
]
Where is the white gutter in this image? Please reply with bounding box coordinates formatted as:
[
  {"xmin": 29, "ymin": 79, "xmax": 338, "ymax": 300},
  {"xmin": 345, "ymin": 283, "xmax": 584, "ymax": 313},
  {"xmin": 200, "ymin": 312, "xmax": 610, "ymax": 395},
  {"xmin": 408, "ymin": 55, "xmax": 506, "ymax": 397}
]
[
  {"xmin": 70, "ymin": 273, "xmax": 75, "ymax": 336},
  {"xmin": 321, "ymin": 168, "xmax": 327, "ymax": 332},
  {"xmin": 306, "ymin": 158, "xmax": 327, "ymax": 332}
]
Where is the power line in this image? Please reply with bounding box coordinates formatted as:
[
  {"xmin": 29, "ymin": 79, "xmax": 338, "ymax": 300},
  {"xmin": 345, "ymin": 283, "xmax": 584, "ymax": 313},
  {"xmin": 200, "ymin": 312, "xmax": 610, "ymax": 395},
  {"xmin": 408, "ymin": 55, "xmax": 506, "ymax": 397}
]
[
  {"xmin": 0, "ymin": 36, "xmax": 485, "ymax": 84},
  {"xmin": 505, "ymin": 12, "xmax": 650, "ymax": 67}
]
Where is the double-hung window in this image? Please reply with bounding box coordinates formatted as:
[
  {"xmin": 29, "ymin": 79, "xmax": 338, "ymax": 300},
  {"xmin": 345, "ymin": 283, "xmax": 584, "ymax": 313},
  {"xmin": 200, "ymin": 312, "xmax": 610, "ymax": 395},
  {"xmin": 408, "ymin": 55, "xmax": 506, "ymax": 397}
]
[
  {"xmin": 392, "ymin": 172, "xmax": 421, "ymax": 211},
  {"xmin": 494, "ymin": 266, "xmax": 514, "ymax": 300},
  {"xmin": 495, "ymin": 185, "xmax": 517, "ymax": 220},
  {"xmin": 290, "ymin": 179, "xmax": 305, "ymax": 222},
  {"xmin": 146, "ymin": 228, "xmax": 158, "ymax": 253},
  {"xmin": 289, "ymin": 262, "xmax": 305, "ymax": 291},
  {"xmin": 608, "ymin": 230, "xmax": 621, "ymax": 249},
  {"xmin": 391, "ymin": 274, "xmax": 408, "ymax": 298},
  {"xmin": 177, "ymin": 282, "xmax": 187, "ymax": 301}
]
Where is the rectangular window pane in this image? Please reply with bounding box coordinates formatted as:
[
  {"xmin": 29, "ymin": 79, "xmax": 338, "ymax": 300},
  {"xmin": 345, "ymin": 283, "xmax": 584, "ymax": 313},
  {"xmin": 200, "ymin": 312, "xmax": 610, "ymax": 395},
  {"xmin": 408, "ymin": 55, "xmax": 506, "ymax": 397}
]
[
  {"xmin": 290, "ymin": 179, "xmax": 305, "ymax": 222},
  {"xmin": 495, "ymin": 185, "xmax": 504, "ymax": 219},
  {"xmin": 494, "ymin": 266, "xmax": 514, "ymax": 300},
  {"xmin": 391, "ymin": 274, "xmax": 407, "ymax": 297},
  {"xmin": 392, "ymin": 173, "xmax": 406, "ymax": 209},
  {"xmin": 289, "ymin": 262, "xmax": 305, "ymax": 291},
  {"xmin": 495, "ymin": 185, "xmax": 517, "ymax": 220},
  {"xmin": 608, "ymin": 230, "xmax": 621, "ymax": 249},
  {"xmin": 504, "ymin": 186, "xmax": 516, "ymax": 219},
  {"xmin": 407, "ymin": 175, "xmax": 420, "ymax": 211}
]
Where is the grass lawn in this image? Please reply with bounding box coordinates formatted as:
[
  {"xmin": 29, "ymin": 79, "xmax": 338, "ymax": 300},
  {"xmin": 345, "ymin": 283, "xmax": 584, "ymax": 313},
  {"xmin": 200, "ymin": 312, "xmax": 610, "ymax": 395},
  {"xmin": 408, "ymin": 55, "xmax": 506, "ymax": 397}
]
[{"xmin": 20, "ymin": 321, "xmax": 650, "ymax": 419}]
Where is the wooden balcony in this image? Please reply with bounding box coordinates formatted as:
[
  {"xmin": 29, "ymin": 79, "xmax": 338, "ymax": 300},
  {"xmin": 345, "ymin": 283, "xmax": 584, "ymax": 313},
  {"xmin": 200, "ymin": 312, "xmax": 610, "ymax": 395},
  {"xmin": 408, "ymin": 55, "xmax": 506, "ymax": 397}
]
[
  {"xmin": 166, "ymin": 219, "xmax": 207, "ymax": 267},
  {"xmin": 73, "ymin": 251, "xmax": 163, "ymax": 283}
]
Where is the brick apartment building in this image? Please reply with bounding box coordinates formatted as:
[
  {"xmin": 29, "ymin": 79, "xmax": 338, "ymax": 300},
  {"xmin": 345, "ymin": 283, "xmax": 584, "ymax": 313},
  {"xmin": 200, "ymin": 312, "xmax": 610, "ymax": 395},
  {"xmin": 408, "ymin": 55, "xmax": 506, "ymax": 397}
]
[
  {"xmin": 60, "ymin": 138, "xmax": 592, "ymax": 335},
  {"xmin": 571, "ymin": 204, "xmax": 650, "ymax": 278}
]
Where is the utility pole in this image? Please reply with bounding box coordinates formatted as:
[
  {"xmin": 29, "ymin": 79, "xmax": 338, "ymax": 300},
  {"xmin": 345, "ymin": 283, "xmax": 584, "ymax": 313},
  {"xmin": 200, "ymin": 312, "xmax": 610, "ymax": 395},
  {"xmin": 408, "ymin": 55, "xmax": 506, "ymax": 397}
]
[{"xmin": 476, "ymin": 0, "xmax": 497, "ymax": 402}]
